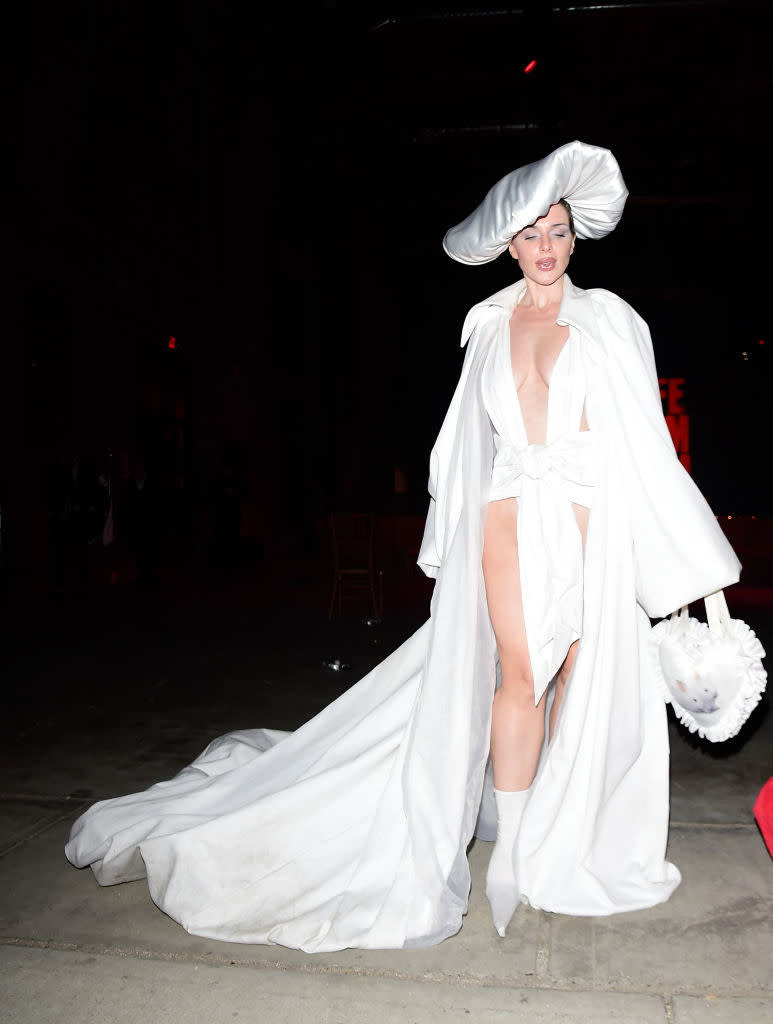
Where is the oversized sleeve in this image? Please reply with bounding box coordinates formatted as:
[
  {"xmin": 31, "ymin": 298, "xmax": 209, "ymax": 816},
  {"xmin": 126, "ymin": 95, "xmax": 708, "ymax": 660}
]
[
  {"xmin": 597, "ymin": 293, "xmax": 741, "ymax": 617},
  {"xmin": 417, "ymin": 304, "xmax": 491, "ymax": 578}
]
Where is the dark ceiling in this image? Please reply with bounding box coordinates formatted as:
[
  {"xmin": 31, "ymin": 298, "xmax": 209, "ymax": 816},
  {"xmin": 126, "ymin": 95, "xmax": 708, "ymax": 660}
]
[
  {"xmin": 11, "ymin": 0, "xmax": 773, "ymax": 511},
  {"xmin": 16, "ymin": 0, "xmax": 771, "ymax": 317}
]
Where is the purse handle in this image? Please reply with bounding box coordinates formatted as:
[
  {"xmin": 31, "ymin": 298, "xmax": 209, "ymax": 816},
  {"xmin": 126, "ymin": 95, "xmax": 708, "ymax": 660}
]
[
  {"xmin": 704, "ymin": 590, "xmax": 731, "ymax": 636},
  {"xmin": 671, "ymin": 590, "xmax": 730, "ymax": 636}
]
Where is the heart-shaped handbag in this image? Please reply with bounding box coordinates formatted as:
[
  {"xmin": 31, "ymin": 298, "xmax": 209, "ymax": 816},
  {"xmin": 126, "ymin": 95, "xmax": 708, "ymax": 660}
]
[{"xmin": 649, "ymin": 590, "xmax": 767, "ymax": 742}]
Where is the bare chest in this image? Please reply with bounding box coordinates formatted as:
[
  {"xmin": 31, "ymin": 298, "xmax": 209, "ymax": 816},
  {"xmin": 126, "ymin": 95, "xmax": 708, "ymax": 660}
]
[{"xmin": 509, "ymin": 315, "xmax": 570, "ymax": 392}]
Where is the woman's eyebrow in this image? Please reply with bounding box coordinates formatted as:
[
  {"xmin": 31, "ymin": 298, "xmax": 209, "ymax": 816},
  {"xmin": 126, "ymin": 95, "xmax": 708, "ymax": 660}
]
[
  {"xmin": 522, "ymin": 221, "xmax": 570, "ymax": 231},
  {"xmin": 518, "ymin": 221, "xmax": 569, "ymax": 236}
]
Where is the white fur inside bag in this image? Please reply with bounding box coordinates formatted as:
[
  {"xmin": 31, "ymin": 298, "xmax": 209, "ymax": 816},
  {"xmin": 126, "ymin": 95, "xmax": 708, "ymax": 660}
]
[{"xmin": 649, "ymin": 591, "xmax": 767, "ymax": 742}]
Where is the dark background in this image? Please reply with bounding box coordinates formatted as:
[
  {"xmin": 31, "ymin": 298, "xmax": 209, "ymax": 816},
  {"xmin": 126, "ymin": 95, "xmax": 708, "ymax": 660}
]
[{"xmin": 5, "ymin": 0, "xmax": 772, "ymax": 584}]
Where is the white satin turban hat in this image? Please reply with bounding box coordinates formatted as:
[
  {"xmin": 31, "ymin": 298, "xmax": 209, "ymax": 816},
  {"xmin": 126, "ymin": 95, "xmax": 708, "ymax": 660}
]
[{"xmin": 443, "ymin": 140, "xmax": 628, "ymax": 265}]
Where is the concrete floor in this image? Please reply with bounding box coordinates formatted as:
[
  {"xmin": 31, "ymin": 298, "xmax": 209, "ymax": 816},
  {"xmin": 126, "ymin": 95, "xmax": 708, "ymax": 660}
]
[{"xmin": 1, "ymin": 571, "xmax": 771, "ymax": 1024}]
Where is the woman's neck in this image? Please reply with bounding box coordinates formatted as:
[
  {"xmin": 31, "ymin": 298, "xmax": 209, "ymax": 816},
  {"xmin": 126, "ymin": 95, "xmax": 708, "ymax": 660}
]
[{"xmin": 518, "ymin": 275, "xmax": 565, "ymax": 313}]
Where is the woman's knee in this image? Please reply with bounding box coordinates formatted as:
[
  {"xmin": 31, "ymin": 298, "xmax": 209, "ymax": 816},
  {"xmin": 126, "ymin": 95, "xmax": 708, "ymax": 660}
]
[{"xmin": 496, "ymin": 665, "xmax": 537, "ymax": 709}]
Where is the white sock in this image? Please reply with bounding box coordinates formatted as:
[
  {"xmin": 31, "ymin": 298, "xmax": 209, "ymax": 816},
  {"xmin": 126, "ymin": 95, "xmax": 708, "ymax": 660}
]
[{"xmin": 485, "ymin": 786, "xmax": 530, "ymax": 937}]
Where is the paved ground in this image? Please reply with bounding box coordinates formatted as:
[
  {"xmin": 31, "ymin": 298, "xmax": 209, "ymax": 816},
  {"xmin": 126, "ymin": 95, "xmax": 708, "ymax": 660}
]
[{"xmin": 1, "ymin": 568, "xmax": 771, "ymax": 1023}]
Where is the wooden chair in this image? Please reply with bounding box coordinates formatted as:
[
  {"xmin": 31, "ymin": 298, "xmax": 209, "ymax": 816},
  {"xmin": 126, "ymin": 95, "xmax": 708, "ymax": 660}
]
[{"xmin": 327, "ymin": 512, "xmax": 382, "ymax": 620}]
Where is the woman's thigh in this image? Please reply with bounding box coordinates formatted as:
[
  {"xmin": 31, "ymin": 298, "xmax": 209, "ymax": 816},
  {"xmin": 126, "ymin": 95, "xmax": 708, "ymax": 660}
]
[
  {"xmin": 483, "ymin": 493, "xmax": 590, "ymax": 673},
  {"xmin": 482, "ymin": 498, "xmax": 530, "ymax": 678}
]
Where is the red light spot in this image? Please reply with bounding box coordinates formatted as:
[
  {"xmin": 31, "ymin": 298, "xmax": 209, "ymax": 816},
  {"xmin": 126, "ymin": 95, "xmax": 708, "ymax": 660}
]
[
  {"xmin": 759, "ymin": 339, "xmax": 766, "ymax": 346},
  {"xmin": 524, "ymin": 60, "xmax": 537, "ymax": 74},
  {"xmin": 168, "ymin": 336, "xmax": 176, "ymax": 350}
]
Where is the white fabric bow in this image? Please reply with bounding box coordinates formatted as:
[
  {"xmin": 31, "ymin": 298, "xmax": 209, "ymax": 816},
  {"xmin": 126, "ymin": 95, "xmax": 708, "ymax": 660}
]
[{"xmin": 490, "ymin": 432, "xmax": 598, "ymax": 704}]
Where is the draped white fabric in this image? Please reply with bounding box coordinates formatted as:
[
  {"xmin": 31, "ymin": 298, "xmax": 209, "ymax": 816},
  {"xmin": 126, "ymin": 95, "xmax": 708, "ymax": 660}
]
[
  {"xmin": 490, "ymin": 431, "xmax": 597, "ymax": 704},
  {"xmin": 66, "ymin": 276, "xmax": 741, "ymax": 950}
]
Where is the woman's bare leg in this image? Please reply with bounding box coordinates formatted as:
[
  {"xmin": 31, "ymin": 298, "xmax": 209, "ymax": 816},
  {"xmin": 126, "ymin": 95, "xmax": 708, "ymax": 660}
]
[
  {"xmin": 483, "ymin": 497, "xmax": 540, "ymax": 934},
  {"xmin": 483, "ymin": 498, "xmax": 544, "ymax": 791}
]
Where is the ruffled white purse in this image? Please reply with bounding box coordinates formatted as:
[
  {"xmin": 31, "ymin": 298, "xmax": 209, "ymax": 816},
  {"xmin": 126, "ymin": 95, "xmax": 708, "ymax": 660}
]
[{"xmin": 649, "ymin": 591, "xmax": 767, "ymax": 742}]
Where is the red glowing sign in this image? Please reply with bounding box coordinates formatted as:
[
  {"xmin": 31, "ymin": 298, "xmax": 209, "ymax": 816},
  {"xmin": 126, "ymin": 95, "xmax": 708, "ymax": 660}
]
[
  {"xmin": 168, "ymin": 336, "xmax": 176, "ymax": 350},
  {"xmin": 659, "ymin": 377, "xmax": 690, "ymax": 472},
  {"xmin": 523, "ymin": 60, "xmax": 537, "ymax": 74}
]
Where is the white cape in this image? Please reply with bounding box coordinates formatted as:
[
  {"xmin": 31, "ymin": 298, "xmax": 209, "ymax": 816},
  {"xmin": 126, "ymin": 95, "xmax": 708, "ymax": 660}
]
[{"xmin": 66, "ymin": 276, "xmax": 740, "ymax": 952}]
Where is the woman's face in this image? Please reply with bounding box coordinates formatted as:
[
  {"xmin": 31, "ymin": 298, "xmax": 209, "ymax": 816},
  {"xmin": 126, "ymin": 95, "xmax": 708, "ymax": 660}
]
[{"xmin": 508, "ymin": 204, "xmax": 575, "ymax": 285}]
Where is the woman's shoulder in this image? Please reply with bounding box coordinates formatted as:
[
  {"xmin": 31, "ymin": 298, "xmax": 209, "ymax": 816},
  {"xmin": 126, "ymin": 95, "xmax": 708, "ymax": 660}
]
[
  {"xmin": 584, "ymin": 286, "xmax": 636, "ymax": 317},
  {"xmin": 581, "ymin": 286, "xmax": 650, "ymax": 338},
  {"xmin": 574, "ymin": 285, "xmax": 656, "ymax": 370},
  {"xmin": 459, "ymin": 291, "xmax": 513, "ymax": 347}
]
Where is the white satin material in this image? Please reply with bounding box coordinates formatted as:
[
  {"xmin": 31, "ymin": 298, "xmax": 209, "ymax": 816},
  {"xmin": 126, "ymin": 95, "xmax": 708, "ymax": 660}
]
[
  {"xmin": 490, "ymin": 431, "xmax": 598, "ymax": 703},
  {"xmin": 443, "ymin": 141, "xmax": 628, "ymax": 265}
]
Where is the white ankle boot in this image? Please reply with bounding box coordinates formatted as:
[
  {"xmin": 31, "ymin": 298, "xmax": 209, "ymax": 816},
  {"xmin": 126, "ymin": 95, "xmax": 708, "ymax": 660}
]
[{"xmin": 485, "ymin": 786, "xmax": 530, "ymax": 937}]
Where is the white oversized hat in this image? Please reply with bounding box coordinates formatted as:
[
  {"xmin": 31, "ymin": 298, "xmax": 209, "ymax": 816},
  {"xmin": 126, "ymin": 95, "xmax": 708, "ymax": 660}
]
[{"xmin": 443, "ymin": 140, "xmax": 628, "ymax": 265}]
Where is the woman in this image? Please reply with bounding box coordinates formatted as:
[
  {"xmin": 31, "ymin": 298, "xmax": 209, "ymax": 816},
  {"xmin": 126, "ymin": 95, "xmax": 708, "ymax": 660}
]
[
  {"xmin": 66, "ymin": 142, "xmax": 740, "ymax": 951},
  {"xmin": 480, "ymin": 198, "xmax": 590, "ymax": 934}
]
